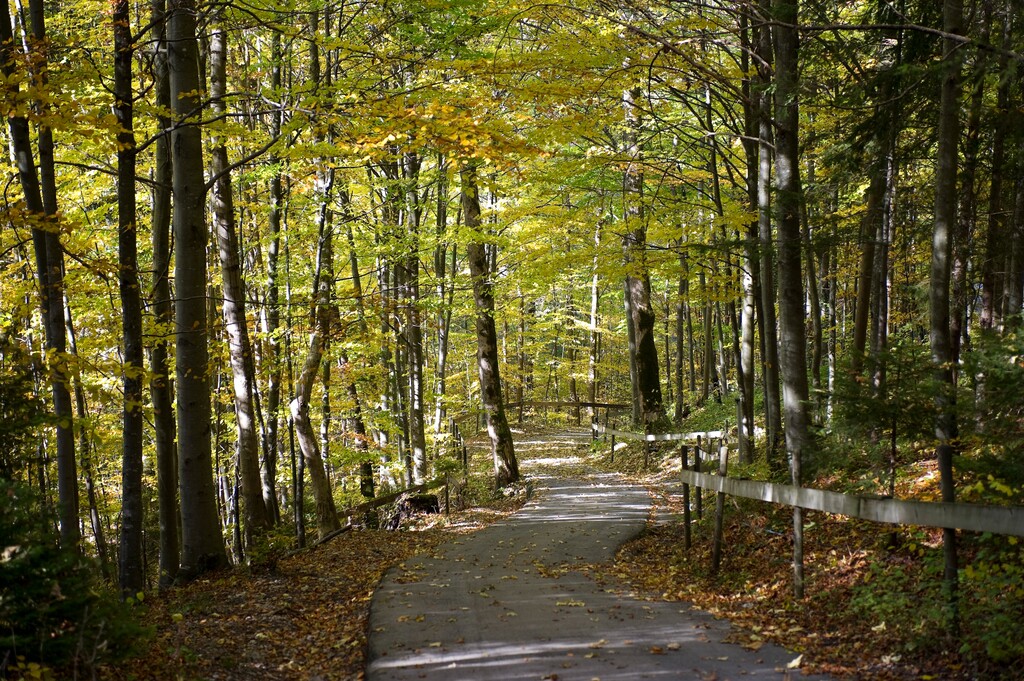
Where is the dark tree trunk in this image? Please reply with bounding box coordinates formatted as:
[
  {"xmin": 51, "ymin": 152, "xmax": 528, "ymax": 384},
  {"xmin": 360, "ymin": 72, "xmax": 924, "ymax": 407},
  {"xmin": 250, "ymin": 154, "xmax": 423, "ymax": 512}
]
[
  {"xmin": 114, "ymin": 0, "xmax": 146, "ymax": 596},
  {"xmin": 931, "ymin": 0, "xmax": 963, "ymax": 632},
  {"xmin": 0, "ymin": 0, "xmax": 79, "ymax": 550},
  {"xmin": 623, "ymin": 85, "xmax": 662, "ymax": 424},
  {"xmin": 461, "ymin": 162, "xmax": 519, "ymax": 487},
  {"xmin": 773, "ymin": 0, "xmax": 813, "ymax": 598}
]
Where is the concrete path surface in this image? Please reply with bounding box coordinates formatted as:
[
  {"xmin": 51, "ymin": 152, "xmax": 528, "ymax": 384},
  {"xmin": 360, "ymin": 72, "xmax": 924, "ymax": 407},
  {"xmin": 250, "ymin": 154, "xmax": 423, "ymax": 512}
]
[{"xmin": 367, "ymin": 446, "xmax": 826, "ymax": 680}]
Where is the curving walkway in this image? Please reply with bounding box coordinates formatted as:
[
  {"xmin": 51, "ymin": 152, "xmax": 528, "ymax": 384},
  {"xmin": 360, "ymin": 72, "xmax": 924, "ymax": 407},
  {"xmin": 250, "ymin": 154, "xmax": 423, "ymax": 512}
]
[{"xmin": 367, "ymin": 435, "xmax": 828, "ymax": 680}]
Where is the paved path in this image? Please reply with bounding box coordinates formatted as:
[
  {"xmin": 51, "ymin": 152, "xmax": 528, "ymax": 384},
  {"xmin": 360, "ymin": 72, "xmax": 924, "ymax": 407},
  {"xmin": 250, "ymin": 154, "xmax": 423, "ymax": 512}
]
[{"xmin": 367, "ymin": 438, "xmax": 826, "ymax": 680}]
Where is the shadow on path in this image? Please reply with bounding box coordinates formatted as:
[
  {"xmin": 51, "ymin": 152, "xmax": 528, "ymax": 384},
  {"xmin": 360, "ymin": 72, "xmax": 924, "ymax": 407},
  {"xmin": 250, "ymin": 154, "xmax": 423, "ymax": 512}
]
[{"xmin": 367, "ymin": 434, "xmax": 827, "ymax": 680}]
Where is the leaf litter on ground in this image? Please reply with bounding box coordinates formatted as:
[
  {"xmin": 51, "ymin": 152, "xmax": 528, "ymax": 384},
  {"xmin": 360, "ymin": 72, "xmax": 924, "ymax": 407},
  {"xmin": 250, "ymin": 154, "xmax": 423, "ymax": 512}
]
[{"xmin": 97, "ymin": 500, "xmax": 525, "ymax": 681}]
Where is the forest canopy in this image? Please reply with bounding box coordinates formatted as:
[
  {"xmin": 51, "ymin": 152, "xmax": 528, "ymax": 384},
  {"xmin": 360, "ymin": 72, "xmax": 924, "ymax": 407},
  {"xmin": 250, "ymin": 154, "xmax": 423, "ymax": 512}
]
[{"xmin": 1, "ymin": 0, "xmax": 1023, "ymax": 669}]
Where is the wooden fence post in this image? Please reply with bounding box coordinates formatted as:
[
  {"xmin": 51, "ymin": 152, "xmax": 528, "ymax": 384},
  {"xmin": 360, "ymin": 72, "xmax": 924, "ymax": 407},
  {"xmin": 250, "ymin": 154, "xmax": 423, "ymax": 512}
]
[
  {"xmin": 445, "ymin": 471, "xmax": 451, "ymax": 516},
  {"xmin": 711, "ymin": 435, "xmax": 729, "ymax": 574},
  {"xmin": 695, "ymin": 435, "xmax": 703, "ymax": 520},
  {"xmin": 642, "ymin": 415, "xmax": 651, "ymax": 469},
  {"xmin": 681, "ymin": 444, "xmax": 691, "ymax": 551}
]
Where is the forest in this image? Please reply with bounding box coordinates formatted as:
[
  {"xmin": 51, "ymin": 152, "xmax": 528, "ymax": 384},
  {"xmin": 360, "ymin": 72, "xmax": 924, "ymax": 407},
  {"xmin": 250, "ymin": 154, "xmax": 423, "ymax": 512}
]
[{"xmin": 2, "ymin": 0, "xmax": 1024, "ymax": 677}]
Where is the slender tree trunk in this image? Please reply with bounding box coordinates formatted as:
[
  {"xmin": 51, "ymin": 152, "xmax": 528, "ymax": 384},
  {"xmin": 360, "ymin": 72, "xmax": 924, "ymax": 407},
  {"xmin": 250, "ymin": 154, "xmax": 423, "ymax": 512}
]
[
  {"xmin": 674, "ymin": 248, "xmax": 687, "ymax": 423},
  {"xmin": 290, "ymin": 221, "xmax": 342, "ymax": 539},
  {"xmin": 931, "ymin": 0, "xmax": 963, "ymax": 633},
  {"xmin": 433, "ymin": 152, "xmax": 454, "ymax": 433},
  {"xmin": 738, "ymin": 0, "xmax": 758, "ymax": 463},
  {"xmin": 700, "ymin": 271, "xmax": 714, "ymax": 403},
  {"xmin": 589, "ymin": 222, "xmax": 602, "ymax": 425},
  {"xmin": 114, "ymin": 0, "xmax": 145, "ymax": 596},
  {"xmin": 210, "ymin": 16, "xmax": 270, "ymax": 547},
  {"xmin": 461, "ymin": 162, "xmax": 519, "ymax": 487},
  {"xmin": 1006, "ymin": 178, "xmax": 1024, "ymax": 324},
  {"xmin": 801, "ymin": 166, "xmax": 823, "ymax": 423},
  {"xmin": 773, "ymin": 0, "xmax": 813, "ymax": 599},
  {"xmin": 403, "ymin": 151, "xmax": 428, "ymax": 482},
  {"xmin": 149, "ymin": 0, "xmax": 180, "ymax": 583},
  {"xmin": 755, "ymin": 6, "xmax": 782, "ymax": 463},
  {"xmin": 851, "ymin": 168, "xmax": 884, "ymax": 375},
  {"xmin": 0, "ymin": 0, "xmax": 79, "ymax": 550},
  {"xmin": 344, "ymin": 211, "xmax": 374, "ymax": 499},
  {"xmin": 167, "ymin": 0, "xmax": 228, "ymax": 579},
  {"xmin": 260, "ymin": 29, "xmax": 286, "ymax": 526},
  {"xmin": 981, "ymin": 4, "xmax": 1013, "ymax": 330},
  {"xmin": 65, "ymin": 315, "xmax": 111, "ymax": 580}
]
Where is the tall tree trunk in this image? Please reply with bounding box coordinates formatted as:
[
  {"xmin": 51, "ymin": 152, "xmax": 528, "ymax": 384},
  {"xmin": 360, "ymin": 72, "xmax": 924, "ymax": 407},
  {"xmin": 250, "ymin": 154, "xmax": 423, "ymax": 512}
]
[
  {"xmin": 461, "ymin": 162, "xmax": 519, "ymax": 487},
  {"xmin": 344, "ymin": 209, "xmax": 374, "ymax": 499},
  {"xmin": 210, "ymin": 15, "xmax": 270, "ymax": 548},
  {"xmin": 167, "ymin": 0, "xmax": 228, "ymax": 579},
  {"xmin": 290, "ymin": 207, "xmax": 342, "ymax": 539},
  {"xmin": 773, "ymin": 0, "xmax": 813, "ymax": 599},
  {"xmin": 65, "ymin": 314, "xmax": 111, "ymax": 580},
  {"xmin": 755, "ymin": 4, "xmax": 782, "ymax": 463},
  {"xmin": 260, "ymin": 28, "xmax": 285, "ymax": 526},
  {"xmin": 403, "ymin": 151, "xmax": 428, "ymax": 482},
  {"xmin": 114, "ymin": 0, "xmax": 145, "ymax": 596},
  {"xmin": 624, "ymin": 278, "xmax": 641, "ymax": 421},
  {"xmin": 738, "ymin": 0, "xmax": 758, "ymax": 463},
  {"xmin": 674, "ymin": 248, "xmax": 687, "ymax": 424},
  {"xmin": 851, "ymin": 168, "xmax": 884, "ymax": 376},
  {"xmin": 983, "ymin": 2, "xmax": 1017, "ymax": 331},
  {"xmin": 931, "ymin": 0, "xmax": 963, "ymax": 632},
  {"xmin": 0, "ymin": 0, "xmax": 79, "ymax": 549},
  {"xmin": 588, "ymin": 222, "xmax": 602, "ymax": 424},
  {"xmin": 623, "ymin": 85, "xmax": 662, "ymax": 424},
  {"xmin": 149, "ymin": 0, "xmax": 180, "ymax": 584},
  {"xmin": 433, "ymin": 152, "xmax": 454, "ymax": 433}
]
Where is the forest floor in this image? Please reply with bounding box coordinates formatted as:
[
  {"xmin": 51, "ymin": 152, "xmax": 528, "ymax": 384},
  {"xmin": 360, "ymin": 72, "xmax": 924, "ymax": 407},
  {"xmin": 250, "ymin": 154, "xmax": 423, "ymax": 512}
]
[{"xmin": 95, "ymin": 425, "xmax": 1013, "ymax": 680}]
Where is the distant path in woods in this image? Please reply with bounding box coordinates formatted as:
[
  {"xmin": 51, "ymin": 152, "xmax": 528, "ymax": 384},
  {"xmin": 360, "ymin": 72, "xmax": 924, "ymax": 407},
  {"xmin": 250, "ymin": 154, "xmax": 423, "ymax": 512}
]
[{"xmin": 366, "ymin": 430, "xmax": 828, "ymax": 680}]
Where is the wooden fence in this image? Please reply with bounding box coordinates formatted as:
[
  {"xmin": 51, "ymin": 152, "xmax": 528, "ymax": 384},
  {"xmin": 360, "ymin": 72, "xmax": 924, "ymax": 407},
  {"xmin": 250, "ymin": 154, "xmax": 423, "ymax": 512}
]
[{"xmin": 596, "ymin": 423, "xmax": 1024, "ymax": 539}]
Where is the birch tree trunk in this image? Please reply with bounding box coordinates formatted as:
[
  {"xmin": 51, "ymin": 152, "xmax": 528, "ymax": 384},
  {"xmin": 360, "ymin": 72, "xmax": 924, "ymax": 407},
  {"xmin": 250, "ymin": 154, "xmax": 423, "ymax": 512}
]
[
  {"xmin": 210, "ymin": 15, "xmax": 270, "ymax": 546},
  {"xmin": 289, "ymin": 210, "xmax": 341, "ymax": 539}
]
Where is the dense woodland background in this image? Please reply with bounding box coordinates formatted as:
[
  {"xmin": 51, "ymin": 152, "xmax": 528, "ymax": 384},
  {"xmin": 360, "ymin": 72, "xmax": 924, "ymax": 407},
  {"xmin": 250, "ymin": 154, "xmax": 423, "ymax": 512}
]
[{"xmin": 2, "ymin": 0, "xmax": 1024, "ymax": 675}]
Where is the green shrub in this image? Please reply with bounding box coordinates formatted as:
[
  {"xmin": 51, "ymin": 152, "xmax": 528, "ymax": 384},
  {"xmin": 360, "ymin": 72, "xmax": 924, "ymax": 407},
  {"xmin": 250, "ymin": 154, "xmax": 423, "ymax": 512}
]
[{"xmin": 0, "ymin": 480, "xmax": 144, "ymax": 676}]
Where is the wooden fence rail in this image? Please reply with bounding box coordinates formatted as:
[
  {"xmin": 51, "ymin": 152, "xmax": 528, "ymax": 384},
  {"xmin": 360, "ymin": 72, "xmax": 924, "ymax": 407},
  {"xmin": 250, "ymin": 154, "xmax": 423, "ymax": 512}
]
[
  {"xmin": 679, "ymin": 469, "xmax": 1024, "ymax": 538},
  {"xmin": 592, "ymin": 423, "xmax": 726, "ymax": 441},
  {"xmin": 592, "ymin": 420, "xmax": 1024, "ymax": 539}
]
